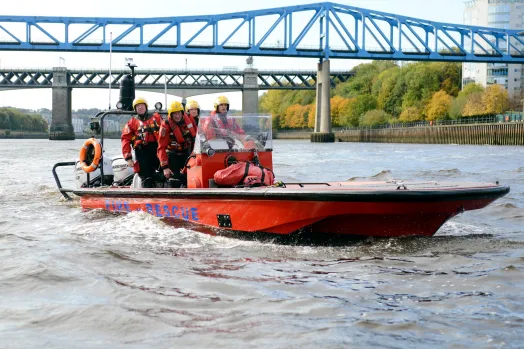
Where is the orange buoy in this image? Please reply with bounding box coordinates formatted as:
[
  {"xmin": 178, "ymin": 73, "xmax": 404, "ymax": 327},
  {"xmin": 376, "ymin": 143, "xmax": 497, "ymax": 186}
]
[{"xmin": 79, "ymin": 138, "xmax": 102, "ymax": 173}]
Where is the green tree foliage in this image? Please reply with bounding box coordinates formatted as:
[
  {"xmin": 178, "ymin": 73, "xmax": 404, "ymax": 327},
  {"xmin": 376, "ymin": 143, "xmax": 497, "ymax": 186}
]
[
  {"xmin": 459, "ymin": 83, "xmax": 484, "ymax": 98},
  {"xmin": 340, "ymin": 95, "xmax": 378, "ymax": 127},
  {"xmin": 449, "ymin": 95, "xmax": 468, "ymax": 119},
  {"xmin": 360, "ymin": 109, "xmax": 392, "ymax": 127},
  {"xmin": 0, "ymin": 108, "xmax": 48, "ymax": 132},
  {"xmin": 399, "ymin": 106, "xmax": 423, "ymax": 122},
  {"xmin": 401, "ymin": 63, "xmax": 442, "ymax": 109},
  {"xmin": 334, "ymin": 61, "xmax": 397, "ymax": 98},
  {"xmin": 372, "ymin": 67, "xmax": 401, "ymax": 112}
]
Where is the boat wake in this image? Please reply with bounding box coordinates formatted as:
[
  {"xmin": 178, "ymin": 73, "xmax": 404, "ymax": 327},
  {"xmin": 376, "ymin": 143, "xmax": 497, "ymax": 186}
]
[{"xmin": 348, "ymin": 170, "xmax": 392, "ymax": 181}]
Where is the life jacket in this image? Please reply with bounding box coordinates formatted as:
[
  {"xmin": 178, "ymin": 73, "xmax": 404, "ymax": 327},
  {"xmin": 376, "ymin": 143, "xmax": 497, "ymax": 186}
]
[
  {"xmin": 167, "ymin": 114, "xmax": 197, "ymax": 153},
  {"xmin": 133, "ymin": 114, "xmax": 161, "ymax": 148},
  {"xmin": 211, "ymin": 114, "xmax": 233, "ymax": 133}
]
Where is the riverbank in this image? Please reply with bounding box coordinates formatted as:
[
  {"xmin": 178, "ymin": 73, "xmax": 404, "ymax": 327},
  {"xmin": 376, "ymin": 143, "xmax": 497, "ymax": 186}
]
[
  {"xmin": 0, "ymin": 131, "xmax": 49, "ymax": 139},
  {"xmin": 274, "ymin": 122, "xmax": 524, "ymax": 145}
]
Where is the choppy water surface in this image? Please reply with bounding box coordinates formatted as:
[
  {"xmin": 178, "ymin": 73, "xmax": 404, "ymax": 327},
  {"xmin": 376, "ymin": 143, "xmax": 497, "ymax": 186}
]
[{"xmin": 1, "ymin": 139, "xmax": 523, "ymax": 348}]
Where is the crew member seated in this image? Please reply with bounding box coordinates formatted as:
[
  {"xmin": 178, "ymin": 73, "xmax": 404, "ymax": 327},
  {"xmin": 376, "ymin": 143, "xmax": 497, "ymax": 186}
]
[{"xmin": 199, "ymin": 95, "xmax": 245, "ymax": 141}]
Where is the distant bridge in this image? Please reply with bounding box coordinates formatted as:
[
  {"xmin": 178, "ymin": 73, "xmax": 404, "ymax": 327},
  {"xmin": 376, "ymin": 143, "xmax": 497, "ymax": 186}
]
[
  {"xmin": 0, "ymin": 66, "xmax": 354, "ymax": 140},
  {"xmin": 1, "ymin": 2, "xmax": 524, "ymax": 63},
  {"xmin": 0, "ymin": 68, "xmax": 354, "ymax": 90}
]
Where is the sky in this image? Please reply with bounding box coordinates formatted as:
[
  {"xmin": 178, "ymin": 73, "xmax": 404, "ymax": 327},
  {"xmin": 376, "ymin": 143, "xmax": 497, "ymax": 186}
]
[{"xmin": 0, "ymin": 0, "xmax": 466, "ymax": 111}]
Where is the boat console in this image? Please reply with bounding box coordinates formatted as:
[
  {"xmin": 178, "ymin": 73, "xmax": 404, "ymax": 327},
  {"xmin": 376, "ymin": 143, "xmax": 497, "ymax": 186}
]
[{"xmin": 187, "ymin": 115, "xmax": 274, "ymax": 188}]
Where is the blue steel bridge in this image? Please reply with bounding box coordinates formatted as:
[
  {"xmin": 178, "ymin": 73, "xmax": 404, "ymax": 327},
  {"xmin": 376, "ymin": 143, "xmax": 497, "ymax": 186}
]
[
  {"xmin": 1, "ymin": 1, "xmax": 523, "ymax": 140},
  {"xmin": 1, "ymin": 2, "xmax": 524, "ymax": 62}
]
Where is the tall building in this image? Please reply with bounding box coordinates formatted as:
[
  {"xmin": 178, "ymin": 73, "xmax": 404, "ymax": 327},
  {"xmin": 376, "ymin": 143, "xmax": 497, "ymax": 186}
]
[{"xmin": 463, "ymin": 0, "xmax": 523, "ymax": 98}]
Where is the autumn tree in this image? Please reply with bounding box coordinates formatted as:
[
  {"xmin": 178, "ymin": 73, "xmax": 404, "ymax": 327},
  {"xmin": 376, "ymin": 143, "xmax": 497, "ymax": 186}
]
[
  {"xmin": 307, "ymin": 104, "xmax": 316, "ymax": 128},
  {"xmin": 462, "ymin": 92, "xmax": 485, "ymax": 116},
  {"xmin": 280, "ymin": 104, "xmax": 310, "ymax": 128},
  {"xmin": 426, "ymin": 90, "xmax": 453, "ymax": 120},
  {"xmin": 330, "ymin": 96, "xmax": 347, "ymax": 127},
  {"xmin": 482, "ymin": 84, "xmax": 509, "ymax": 115},
  {"xmin": 449, "ymin": 82, "xmax": 485, "ymax": 119}
]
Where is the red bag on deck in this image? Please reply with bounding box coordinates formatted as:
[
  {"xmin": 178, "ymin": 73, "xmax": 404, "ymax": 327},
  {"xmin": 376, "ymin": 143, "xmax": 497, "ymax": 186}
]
[{"xmin": 214, "ymin": 162, "xmax": 274, "ymax": 186}]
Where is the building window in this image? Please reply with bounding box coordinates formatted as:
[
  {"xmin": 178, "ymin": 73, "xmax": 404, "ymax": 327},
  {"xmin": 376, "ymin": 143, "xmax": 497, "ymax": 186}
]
[{"xmin": 488, "ymin": 68, "xmax": 508, "ymax": 76}]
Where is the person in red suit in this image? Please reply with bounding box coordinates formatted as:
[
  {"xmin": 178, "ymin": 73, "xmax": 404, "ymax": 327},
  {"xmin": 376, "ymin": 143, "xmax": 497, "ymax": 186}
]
[
  {"xmin": 199, "ymin": 95, "xmax": 245, "ymax": 141},
  {"xmin": 121, "ymin": 97, "xmax": 163, "ymax": 187},
  {"xmin": 157, "ymin": 101, "xmax": 197, "ymax": 185}
]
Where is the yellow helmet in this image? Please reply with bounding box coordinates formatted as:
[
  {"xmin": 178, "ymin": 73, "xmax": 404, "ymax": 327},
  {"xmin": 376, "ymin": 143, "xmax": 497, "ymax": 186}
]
[
  {"xmin": 168, "ymin": 101, "xmax": 184, "ymax": 116},
  {"xmin": 214, "ymin": 95, "xmax": 230, "ymax": 111},
  {"xmin": 185, "ymin": 99, "xmax": 200, "ymax": 112},
  {"xmin": 132, "ymin": 97, "xmax": 148, "ymax": 110}
]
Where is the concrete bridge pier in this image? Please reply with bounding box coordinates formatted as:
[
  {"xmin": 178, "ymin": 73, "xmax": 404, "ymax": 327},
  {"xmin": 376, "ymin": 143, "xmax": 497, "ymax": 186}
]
[
  {"xmin": 49, "ymin": 67, "xmax": 74, "ymax": 140},
  {"xmin": 311, "ymin": 59, "xmax": 334, "ymax": 143},
  {"xmin": 242, "ymin": 68, "xmax": 259, "ymax": 115}
]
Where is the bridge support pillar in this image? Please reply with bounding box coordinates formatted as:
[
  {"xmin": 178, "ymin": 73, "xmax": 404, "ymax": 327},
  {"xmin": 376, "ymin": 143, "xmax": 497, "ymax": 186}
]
[
  {"xmin": 49, "ymin": 67, "xmax": 74, "ymax": 140},
  {"xmin": 242, "ymin": 68, "xmax": 259, "ymax": 115},
  {"xmin": 312, "ymin": 59, "xmax": 334, "ymax": 143}
]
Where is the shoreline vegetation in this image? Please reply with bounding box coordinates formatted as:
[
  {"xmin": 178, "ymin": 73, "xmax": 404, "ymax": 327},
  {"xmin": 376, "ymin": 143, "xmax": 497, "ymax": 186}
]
[{"xmin": 259, "ymin": 60, "xmax": 517, "ymax": 130}]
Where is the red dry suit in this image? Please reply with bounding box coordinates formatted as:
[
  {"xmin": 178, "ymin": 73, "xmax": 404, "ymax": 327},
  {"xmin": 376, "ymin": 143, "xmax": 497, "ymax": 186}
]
[
  {"xmin": 121, "ymin": 112, "xmax": 163, "ymax": 161},
  {"xmin": 157, "ymin": 113, "xmax": 197, "ymax": 171},
  {"xmin": 200, "ymin": 111, "xmax": 245, "ymax": 140}
]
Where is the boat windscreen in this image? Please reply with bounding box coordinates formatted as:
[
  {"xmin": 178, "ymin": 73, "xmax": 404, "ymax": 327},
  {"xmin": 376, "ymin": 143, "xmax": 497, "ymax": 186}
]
[{"xmin": 194, "ymin": 114, "xmax": 272, "ymax": 154}]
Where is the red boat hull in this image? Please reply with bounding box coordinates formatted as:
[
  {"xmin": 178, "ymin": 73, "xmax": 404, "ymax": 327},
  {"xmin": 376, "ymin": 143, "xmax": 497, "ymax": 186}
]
[{"xmin": 76, "ymin": 181, "xmax": 508, "ymax": 238}]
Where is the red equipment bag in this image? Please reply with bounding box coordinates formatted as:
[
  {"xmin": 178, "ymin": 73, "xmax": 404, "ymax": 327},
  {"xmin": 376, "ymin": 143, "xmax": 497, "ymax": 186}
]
[{"xmin": 214, "ymin": 161, "xmax": 274, "ymax": 187}]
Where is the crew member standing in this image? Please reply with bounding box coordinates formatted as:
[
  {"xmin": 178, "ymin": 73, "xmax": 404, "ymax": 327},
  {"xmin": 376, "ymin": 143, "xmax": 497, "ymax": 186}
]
[
  {"xmin": 121, "ymin": 97, "xmax": 163, "ymax": 188},
  {"xmin": 157, "ymin": 101, "xmax": 197, "ymax": 185},
  {"xmin": 185, "ymin": 99, "xmax": 201, "ymax": 126}
]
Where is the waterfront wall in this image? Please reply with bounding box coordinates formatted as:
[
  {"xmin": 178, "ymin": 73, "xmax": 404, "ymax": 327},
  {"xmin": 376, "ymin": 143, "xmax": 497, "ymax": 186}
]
[
  {"xmin": 0, "ymin": 132, "xmax": 49, "ymax": 139},
  {"xmin": 274, "ymin": 123, "xmax": 524, "ymax": 145},
  {"xmin": 274, "ymin": 131, "xmax": 311, "ymax": 140},
  {"xmin": 337, "ymin": 123, "xmax": 524, "ymax": 145}
]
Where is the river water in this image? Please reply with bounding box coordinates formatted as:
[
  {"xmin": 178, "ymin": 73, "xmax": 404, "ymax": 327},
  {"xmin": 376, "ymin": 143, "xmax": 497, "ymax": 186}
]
[{"xmin": 1, "ymin": 139, "xmax": 523, "ymax": 349}]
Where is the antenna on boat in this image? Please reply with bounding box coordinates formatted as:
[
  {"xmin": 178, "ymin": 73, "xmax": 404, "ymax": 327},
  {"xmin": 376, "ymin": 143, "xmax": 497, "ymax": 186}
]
[
  {"xmin": 108, "ymin": 32, "xmax": 112, "ymax": 110},
  {"xmin": 164, "ymin": 74, "xmax": 167, "ymax": 111}
]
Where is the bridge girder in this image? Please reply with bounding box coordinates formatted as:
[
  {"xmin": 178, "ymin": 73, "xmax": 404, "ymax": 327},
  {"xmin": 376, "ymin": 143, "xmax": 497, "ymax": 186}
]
[
  {"xmin": 0, "ymin": 69, "xmax": 354, "ymax": 90},
  {"xmin": 0, "ymin": 2, "xmax": 523, "ymax": 63}
]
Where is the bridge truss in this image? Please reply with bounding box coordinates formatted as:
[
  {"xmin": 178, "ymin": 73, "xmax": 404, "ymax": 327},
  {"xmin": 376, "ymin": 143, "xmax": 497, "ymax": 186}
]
[
  {"xmin": 0, "ymin": 69, "xmax": 354, "ymax": 89},
  {"xmin": 1, "ymin": 2, "xmax": 524, "ymax": 63}
]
